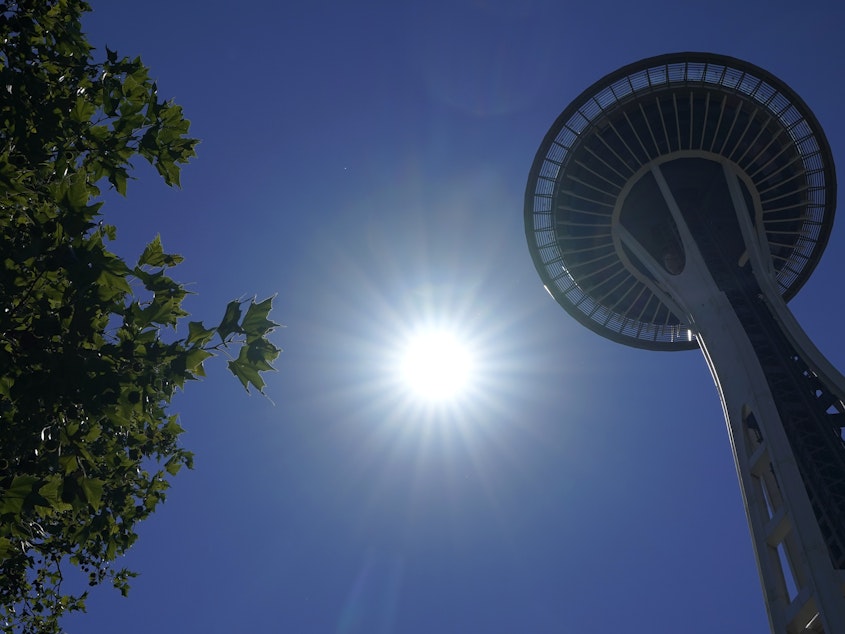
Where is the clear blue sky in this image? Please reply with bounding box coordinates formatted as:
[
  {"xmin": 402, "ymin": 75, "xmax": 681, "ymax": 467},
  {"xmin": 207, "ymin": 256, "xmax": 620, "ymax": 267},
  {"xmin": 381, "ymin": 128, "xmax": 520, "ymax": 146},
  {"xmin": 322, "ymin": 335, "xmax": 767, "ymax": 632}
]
[{"xmin": 65, "ymin": 1, "xmax": 845, "ymax": 633}]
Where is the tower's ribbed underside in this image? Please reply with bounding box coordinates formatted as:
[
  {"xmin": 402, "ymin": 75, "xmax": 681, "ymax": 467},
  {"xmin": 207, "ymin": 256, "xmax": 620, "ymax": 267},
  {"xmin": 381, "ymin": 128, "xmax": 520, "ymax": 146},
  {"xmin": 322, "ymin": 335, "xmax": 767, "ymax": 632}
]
[{"xmin": 524, "ymin": 52, "xmax": 836, "ymax": 350}]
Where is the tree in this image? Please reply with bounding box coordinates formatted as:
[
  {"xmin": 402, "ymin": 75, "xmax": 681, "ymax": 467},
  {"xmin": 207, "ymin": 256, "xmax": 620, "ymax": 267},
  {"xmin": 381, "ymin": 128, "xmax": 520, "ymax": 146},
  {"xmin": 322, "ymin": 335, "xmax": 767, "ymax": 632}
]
[{"xmin": 0, "ymin": 2, "xmax": 281, "ymax": 632}]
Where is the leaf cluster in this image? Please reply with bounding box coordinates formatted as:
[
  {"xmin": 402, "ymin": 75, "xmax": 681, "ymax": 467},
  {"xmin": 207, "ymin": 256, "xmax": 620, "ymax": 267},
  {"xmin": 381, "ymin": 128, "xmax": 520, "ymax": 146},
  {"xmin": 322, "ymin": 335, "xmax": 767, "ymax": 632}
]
[{"xmin": 0, "ymin": 2, "xmax": 281, "ymax": 632}]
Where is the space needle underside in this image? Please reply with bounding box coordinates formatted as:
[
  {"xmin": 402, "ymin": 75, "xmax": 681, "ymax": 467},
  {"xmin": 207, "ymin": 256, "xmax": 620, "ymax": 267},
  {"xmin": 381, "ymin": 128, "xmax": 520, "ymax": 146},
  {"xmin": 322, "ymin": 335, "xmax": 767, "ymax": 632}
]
[{"xmin": 524, "ymin": 54, "xmax": 845, "ymax": 633}]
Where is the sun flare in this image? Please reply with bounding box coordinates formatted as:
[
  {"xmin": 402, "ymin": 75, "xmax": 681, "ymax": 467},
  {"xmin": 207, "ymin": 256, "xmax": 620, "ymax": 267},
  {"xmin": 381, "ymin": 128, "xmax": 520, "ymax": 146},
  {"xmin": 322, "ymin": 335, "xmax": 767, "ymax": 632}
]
[{"xmin": 399, "ymin": 330, "xmax": 474, "ymax": 401}]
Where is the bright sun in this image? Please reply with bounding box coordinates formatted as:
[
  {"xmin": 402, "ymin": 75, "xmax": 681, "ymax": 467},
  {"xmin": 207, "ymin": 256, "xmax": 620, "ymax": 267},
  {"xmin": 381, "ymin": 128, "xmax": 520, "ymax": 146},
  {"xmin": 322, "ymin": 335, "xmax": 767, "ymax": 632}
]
[{"xmin": 399, "ymin": 330, "xmax": 474, "ymax": 401}]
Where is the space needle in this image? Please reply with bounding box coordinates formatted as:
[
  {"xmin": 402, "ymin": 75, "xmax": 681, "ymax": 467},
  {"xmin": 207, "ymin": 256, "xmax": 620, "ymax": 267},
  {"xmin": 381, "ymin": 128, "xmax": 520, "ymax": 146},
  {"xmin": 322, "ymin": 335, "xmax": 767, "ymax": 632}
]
[{"xmin": 524, "ymin": 53, "xmax": 845, "ymax": 633}]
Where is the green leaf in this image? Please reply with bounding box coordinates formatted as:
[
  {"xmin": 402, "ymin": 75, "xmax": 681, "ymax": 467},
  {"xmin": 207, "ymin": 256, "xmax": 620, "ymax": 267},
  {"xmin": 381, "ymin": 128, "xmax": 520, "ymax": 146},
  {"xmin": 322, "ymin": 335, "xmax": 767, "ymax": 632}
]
[
  {"xmin": 1, "ymin": 475, "xmax": 40, "ymax": 515},
  {"xmin": 70, "ymin": 96, "xmax": 96, "ymax": 123},
  {"xmin": 138, "ymin": 234, "xmax": 164, "ymax": 267},
  {"xmin": 187, "ymin": 321, "xmax": 214, "ymax": 346},
  {"xmin": 155, "ymin": 158, "xmax": 182, "ymax": 187},
  {"xmin": 246, "ymin": 338, "xmax": 280, "ymax": 370},
  {"xmin": 140, "ymin": 294, "xmax": 188, "ymax": 326},
  {"xmin": 66, "ymin": 172, "xmax": 90, "ymax": 209},
  {"xmin": 60, "ymin": 455, "xmax": 79, "ymax": 475},
  {"xmin": 163, "ymin": 457, "xmax": 182, "ymax": 476},
  {"xmin": 241, "ymin": 296, "xmax": 279, "ymax": 341},
  {"xmin": 39, "ymin": 477, "xmax": 63, "ymax": 505},
  {"xmin": 228, "ymin": 355, "xmax": 264, "ymax": 393},
  {"xmin": 80, "ymin": 478, "xmax": 105, "ymax": 511},
  {"xmin": 137, "ymin": 235, "xmax": 183, "ymax": 268},
  {"xmin": 227, "ymin": 342, "xmax": 275, "ymax": 394},
  {"xmin": 0, "ymin": 375, "xmax": 13, "ymax": 398},
  {"xmin": 217, "ymin": 300, "xmax": 242, "ymax": 341},
  {"xmin": 109, "ymin": 167, "xmax": 128, "ymax": 196},
  {"xmin": 39, "ymin": 477, "xmax": 73, "ymax": 513},
  {"xmin": 185, "ymin": 347, "xmax": 212, "ymax": 375},
  {"xmin": 102, "ymin": 223, "xmax": 118, "ymax": 240},
  {"xmin": 0, "ymin": 537, "xmax": 13, "ymax": 560},
  {"xmin": 97, "ymin": 269, "xmax": 132, "ymax": 300},
  {"xmin": 163, "ymin": 417, "xmax": 185, "ymax": 437}
]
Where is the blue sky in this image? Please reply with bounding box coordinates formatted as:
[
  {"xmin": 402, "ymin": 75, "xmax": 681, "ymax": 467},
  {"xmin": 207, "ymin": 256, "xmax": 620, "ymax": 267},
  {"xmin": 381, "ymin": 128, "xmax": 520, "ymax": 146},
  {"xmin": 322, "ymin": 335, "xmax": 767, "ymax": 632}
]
[{"xmin": 63, "ymin": 1, "xmax": 845, "ymax": 632}]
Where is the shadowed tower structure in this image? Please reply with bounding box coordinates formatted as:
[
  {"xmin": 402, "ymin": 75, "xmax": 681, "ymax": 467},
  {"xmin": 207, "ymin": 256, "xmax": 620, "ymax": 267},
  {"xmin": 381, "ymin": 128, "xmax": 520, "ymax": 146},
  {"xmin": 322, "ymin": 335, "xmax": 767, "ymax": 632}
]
[{"xmin": 524, "ymin": 53, "xmax": 845, "ymax": 633}]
